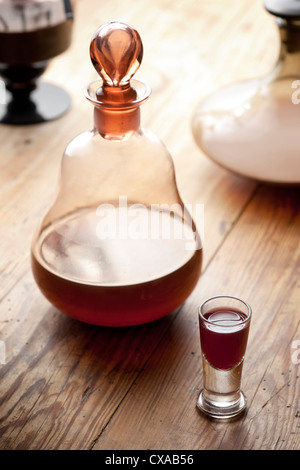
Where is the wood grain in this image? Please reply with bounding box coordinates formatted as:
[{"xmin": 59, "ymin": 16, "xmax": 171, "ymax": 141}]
[
  {"xmin": 92, "ymin": 186, "xmax": 300, "ymax": 450},
  {"xmin": 0, "ymin": 0, "xmax": 299, "ymax": 450}
]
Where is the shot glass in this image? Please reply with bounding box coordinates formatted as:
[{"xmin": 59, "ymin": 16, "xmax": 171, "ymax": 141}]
[{"xmin": 197, "ymin": 295, "xmax": 252, "ymax": 419}]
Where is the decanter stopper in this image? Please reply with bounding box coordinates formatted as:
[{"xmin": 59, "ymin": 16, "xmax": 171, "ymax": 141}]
[
  {"xmin": 90, "ymin": 21, "xmax": 143, "ymax": 104},
  {"xmin": 87, "ymin": 21, "xmax": 150, "ymax": 139},
  {"xmin": 90, "ymin": 21, "xmax": 143, "ymax": 87},
  {"xmin": 264, "ymin": 0, "xmax": 300, "ymax": 18}
]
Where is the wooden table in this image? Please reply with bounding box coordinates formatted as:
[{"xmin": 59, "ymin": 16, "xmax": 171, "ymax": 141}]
[{"xmin": 0, "ymin": 0, "xmax": 299, "ymax": 451}]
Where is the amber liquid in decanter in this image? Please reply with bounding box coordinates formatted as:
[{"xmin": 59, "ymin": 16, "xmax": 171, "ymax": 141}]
[
  {"xmin": 31, "ymin": 207, "xmax": 201, "ymax": 326},
  {"xmin": 31, "ymin": 21, "xmax": 202, "ymax": 326}
]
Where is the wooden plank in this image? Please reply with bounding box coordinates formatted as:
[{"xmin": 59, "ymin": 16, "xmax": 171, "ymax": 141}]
[
  {"xmin": 0, "ymin": 0, "xmax": 294, "ymax": 451},
  {"xmin": 0, "ymin": 270, "xmax": 179, "ymax": 449}
]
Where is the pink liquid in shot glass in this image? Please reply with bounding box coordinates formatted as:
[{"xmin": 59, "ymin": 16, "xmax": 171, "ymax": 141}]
[{"xmin": 200, "ymin": 308, "xmax": 250, "ymax": 370}]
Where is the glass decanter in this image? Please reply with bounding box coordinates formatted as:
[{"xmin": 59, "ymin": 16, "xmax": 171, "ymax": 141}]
[
  {"xmin": 192, "ymin": 0, "xmax": 300, "ymax": 184},
  {"xmin": 31, "ymin": 21, "xmax": 202, "ymax": 327},
  {"xmin": 0, "ymin": 0, "xmax": 74, "ymax": 124}
]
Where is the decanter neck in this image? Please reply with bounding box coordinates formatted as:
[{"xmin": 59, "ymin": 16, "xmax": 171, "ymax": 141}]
[
  {"xmin": 275, "ymin": 18, "xmax": 300, "ymax": 76},
  {"xmin": 93, "ymin": 105, "xmax": 141, "ymax": 141}
]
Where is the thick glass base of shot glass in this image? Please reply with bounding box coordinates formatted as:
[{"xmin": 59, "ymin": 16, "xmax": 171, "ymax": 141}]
[{"xmin": 197, "ymin": 356, "xmax": 246, "ymax": 419}]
